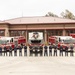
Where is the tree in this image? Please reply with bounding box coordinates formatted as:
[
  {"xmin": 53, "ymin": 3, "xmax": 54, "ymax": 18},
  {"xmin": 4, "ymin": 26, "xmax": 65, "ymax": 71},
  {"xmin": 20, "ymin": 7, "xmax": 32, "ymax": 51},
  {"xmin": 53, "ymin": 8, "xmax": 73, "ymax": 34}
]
[
  {"xmin": 61, "ymin": 9, "xmax": 75, "ymax": 20},
  {"xmin": 45, "ymin": 12, "xmax": 58, "ymax": 17}
]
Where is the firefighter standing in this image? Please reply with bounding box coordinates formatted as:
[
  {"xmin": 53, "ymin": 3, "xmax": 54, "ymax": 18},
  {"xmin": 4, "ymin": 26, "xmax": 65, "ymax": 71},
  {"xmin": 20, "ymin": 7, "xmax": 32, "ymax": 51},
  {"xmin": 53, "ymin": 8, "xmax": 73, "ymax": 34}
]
[
  {"xmin": 49, "ymin": 44, "xmax": 52, "ymax": 56},
  {"xmin": 4, "ymin": 46, "xmax": 7, "ymax": 56},
  {"xmin": 35, "ymin": 47, "xmax": 38, "ymax": 56},
  {"xmin": 9, "ymin": 46, "xmax": 12, "ymax": 56},
  {"xmin": 70, "ymin": 44, "xmax": 74, "ymax": 56},
  {"xmin": 0, "ymin": 46, "xmax": 2, "ymax": 56},
  {"xmin": 24, "ymin": 45, "xmax": 27, "ymax": 56},
  {"xmin": 44, "ymin": 45, "xmax": 48, "ymax": 56},
  {"xmin": 59, "ymin": 45, "xmax": 63, "ymax": 56},
  {"xmin": 65, "ymin": 46, "xmax": 68, "ymax": 56},
  {"xmin": 19, "ymin": 45, "xmax": 22, "ymax": 56},
  {"xmin": 29, "ymin": 46, "xmax": 32, "ymax": 56},
  {"xmin": 54, "ymin": 44, "xmax": 57, "ymax": 56},
  {"xmin": 39, "ymin": 46, "xmax": 43, "ymax": 56},
  {"xmin": 14, "ymin": 46, "xmax": 17, "ymax": 56}
]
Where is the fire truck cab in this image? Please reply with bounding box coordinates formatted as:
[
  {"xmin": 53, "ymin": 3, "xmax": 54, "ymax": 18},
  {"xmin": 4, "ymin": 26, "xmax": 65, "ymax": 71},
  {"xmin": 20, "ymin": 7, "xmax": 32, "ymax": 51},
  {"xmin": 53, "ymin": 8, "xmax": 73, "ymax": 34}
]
[
  {"xmin": 0, "ymin": 37, "xmax": 14, "ymax": 51},
  {"xmin": 28, "ymin": 32, "xmax": 44, "ymax": 54},
  {"xmin": 48, "ymin": 36, "xmax": 75, "ymax": 50},
  {"xmin": 49, "ymin": 36, "xmax": 73, "ymax": 44},
  {"xmin": 13, "ymin": 36, "xmax": 26, "ymax": 48},
  {"xmin": 0, "ymin": 36, "xmax": 26, "ymax": 51}
]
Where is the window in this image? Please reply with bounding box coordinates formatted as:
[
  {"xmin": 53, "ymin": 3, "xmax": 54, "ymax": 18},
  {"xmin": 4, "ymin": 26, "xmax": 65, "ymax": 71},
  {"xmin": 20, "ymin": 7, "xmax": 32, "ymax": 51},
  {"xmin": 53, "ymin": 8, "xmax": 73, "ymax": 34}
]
[
  {"xmin": 10, "ymin": 30, "xmax": 26, "ymax": 36},
  {"xmin": 0, "ymin": 30, "xmax": 5, "ymax": 36}
]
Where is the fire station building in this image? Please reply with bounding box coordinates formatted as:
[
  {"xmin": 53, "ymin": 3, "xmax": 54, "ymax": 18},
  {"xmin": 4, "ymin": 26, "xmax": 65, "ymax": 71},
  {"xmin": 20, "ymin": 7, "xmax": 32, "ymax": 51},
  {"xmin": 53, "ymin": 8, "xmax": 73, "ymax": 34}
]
[{"xmin": 0, "ymin": 16, "xmax": 75, "ymax": 42}]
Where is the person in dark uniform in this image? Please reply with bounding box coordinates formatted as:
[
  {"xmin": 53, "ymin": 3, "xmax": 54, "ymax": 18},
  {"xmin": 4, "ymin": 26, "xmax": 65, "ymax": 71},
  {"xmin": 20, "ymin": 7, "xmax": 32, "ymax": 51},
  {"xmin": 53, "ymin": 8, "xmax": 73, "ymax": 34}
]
[
  {"xmin": 24, "ymin": 45, "xmax": 27, "ymax": 56},
  {"xmin": 29, "ymin": 46, "xmax": 32, "ymax": 56},
  {"xmin": 19, "ymin": 45, "xmax": 22, "ymax": 56},
  {"xmin": 54, "ymin": 44, "xmax": 57, "ymax": 56},
  {"xmin": 35, "ymin": 47, "xmax": 38, "ymax": 56},
  {"xmin": 4, "ymin": 46, "xmax": 7, "ymax": 56},
  {"xmin": 9, "ymin": 46, "xmax": 12, "ymax": 56},
  {"xmin": 44, "ymin": 45, "xmax": 48, "ymax": 56},
  {"xmin": 65, "ymin": 46, "xmax": 68, "ymax": 56},
  {"xmin": 49, "ymin": 44, "xmax": 52, "ymax": 56},
  {"xmin": 59, "ymin": 45, "xmax": 63, "ymax": 56},
  {"xmin": 39, "ymin": 46, "xmax": 43, "ymax": 56},
  {"xmin": 70, "ymin": 44, "xmax": 74, "ymax": 56},
  {"xmin": 14, "ymin": 46, "xmax": 17, "ymax": 56},
  {"xmin": 0, "ymin": 46, "xmax": 2, "ymax": 56}
]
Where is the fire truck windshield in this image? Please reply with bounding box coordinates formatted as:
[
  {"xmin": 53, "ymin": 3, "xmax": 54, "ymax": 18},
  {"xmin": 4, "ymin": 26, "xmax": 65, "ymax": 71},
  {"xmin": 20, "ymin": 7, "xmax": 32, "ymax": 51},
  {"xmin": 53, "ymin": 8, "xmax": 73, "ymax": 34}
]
[
  {"xmin": 31, "ymin": 40, "xmax": 41, "ymax": 44},
  {"xmin": 63, "ymin": 39, "xmax": 75, "ymax": 44},
  {"xmin": 0, "ymin": 40, "xmax": 7, "ymax": 44}
]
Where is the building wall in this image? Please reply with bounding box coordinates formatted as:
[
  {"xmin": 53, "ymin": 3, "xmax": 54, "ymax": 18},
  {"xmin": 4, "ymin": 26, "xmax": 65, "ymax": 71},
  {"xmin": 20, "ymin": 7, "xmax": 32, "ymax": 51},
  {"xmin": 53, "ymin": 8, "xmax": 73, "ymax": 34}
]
[
  {"xmin": 0, "ymin": 23, "xmax": 75, "ymax": 44},
  {"xmin": 0, "ymin": 24, "xmax": 9, "ymax": 36},
  {"xmin": 9, "ymin": 24, "xmax": 66, "ymax": 30}
]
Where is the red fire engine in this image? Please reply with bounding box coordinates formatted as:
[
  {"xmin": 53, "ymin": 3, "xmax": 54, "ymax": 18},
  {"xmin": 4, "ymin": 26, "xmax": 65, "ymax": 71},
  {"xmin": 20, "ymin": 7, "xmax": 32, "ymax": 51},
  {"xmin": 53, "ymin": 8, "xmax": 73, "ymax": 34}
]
[
  {"xmin": 48, "ymin": 36, "xmax": 75, "ymax": 50},
  {"xmin": 14, "ymin": 36, "xmax": 26, "ymax": 48},
  {"xmin": 28, "ymin": 32, "xmax": 44, "ymax": 54},
  {"xmin": 0, "ymin": 36, "xmax": 26, "ymax": 51},
  {"xmin": 69, "ymin": 33, "xmax": 75, "ymax": 38},
  {"xmin": 0, "ymin": 37, "xmax": 14, "ymax": 51}
]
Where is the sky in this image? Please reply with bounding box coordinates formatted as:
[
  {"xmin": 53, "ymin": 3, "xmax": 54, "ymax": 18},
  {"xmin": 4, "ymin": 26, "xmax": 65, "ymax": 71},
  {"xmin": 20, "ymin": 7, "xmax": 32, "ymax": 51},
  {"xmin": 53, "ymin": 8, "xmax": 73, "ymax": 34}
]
[{"xmin": 0, "ymin": 0, "xmax": 75, "ymax": 20}]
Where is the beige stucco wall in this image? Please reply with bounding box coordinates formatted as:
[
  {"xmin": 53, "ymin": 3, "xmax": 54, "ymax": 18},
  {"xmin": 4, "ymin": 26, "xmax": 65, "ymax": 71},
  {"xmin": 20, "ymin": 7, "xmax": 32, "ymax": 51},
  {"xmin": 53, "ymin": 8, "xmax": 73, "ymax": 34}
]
[
  {"xmin": 9, "ymin": 24, "xmax": 27, "ymax": 30},
  {"xmin": 8, "ymin": 23, "xmax": 75, "ymax": 30},
  {"xmin": 4, "ymin": 24, "xmax": 9, "ymax": 37},
  {"xmin": 8, "ymin": 24, "xmax": 66, "ymax": 30},
  {"xmin": 65, "ymin": 24, "xmax": 75, "ymax": 29},
  {"xmin": 0, "ymin": 24, "xmax": 9, "ymax": 36}
]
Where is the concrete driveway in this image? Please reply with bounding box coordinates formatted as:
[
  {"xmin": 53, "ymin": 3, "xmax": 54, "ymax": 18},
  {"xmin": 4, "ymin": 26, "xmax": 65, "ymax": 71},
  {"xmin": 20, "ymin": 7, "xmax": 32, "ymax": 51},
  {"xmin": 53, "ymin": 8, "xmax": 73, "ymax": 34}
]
[{"xmin": 0, "ymin": 57, "xmax": 75, "ymax": 75}]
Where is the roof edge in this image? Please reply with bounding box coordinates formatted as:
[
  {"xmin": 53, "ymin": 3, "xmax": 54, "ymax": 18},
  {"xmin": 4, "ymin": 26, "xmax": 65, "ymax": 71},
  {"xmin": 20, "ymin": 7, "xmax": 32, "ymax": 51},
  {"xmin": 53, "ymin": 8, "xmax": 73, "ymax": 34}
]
[
  {"xmin": 9, "ymin": 22, "xmax": 75, "ymax": 25},
  {"xmin": 4, "ymin": 16, "xmax": 75, "ymax": 22},
  {"xmin": 0, "ymin": 21, "xmax": 10, "ymax": 25}
]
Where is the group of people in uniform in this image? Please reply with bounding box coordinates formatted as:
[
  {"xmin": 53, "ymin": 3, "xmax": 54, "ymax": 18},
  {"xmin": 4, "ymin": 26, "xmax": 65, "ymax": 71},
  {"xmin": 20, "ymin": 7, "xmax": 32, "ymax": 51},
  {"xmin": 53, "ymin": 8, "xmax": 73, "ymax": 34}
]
[
  {"xmin": 0, "ymin": 44, "xmax": 74, "ymax": 56},
  {"xmin": 0, "ymin": 45, "xmax": 27, "ymax": 56},
  {"xmin": 44, "ymin": 44, "xmax": 74, "ymax": 56}
]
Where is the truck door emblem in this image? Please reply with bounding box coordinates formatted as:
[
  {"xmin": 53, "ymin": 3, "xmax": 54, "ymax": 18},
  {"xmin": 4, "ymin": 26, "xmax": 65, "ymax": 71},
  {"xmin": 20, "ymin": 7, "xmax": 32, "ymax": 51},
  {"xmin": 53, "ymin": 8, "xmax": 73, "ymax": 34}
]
[{"xmin": 32, "ymin": 32, "xmax": 39, "ymax": 39}]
